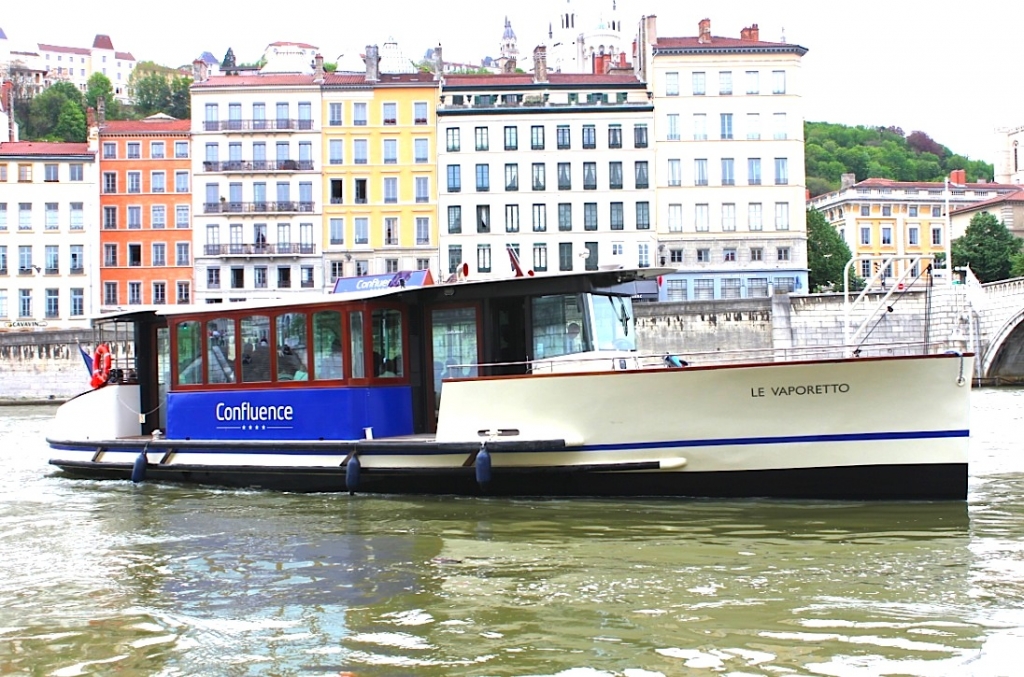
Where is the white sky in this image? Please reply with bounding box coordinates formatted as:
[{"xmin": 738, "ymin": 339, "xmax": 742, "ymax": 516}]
[{"xmin": 2, "ymin": 0, "xmax": 1016, "ymax": 165}]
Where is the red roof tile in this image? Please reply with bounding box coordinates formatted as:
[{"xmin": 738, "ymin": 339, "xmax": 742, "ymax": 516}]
[
  {"xmin": 92, "ymin": 34, "xmax": 115, "ymax": 50},
  {"xmin": 192, "ymin": 74, "xmax": 319, "ymax": 87},
  {"xmin": 655, "ymin": 35, "xmax": 807, "ymax": 54},
  {"xmin": 269, "ymin": 41, "xmax": 318, "ymax": 49},
  {"xmin": 444, "ymin": 72, "xmax": 641, "ymax": 87},
  {"xmin": 99, "ymin": 119, "xmax": 191, "ymax": 134},
  {"xmin": 115, "ymin": 51, "xmax": 135, "ymax": 61},
  {"xmin": 0, "ymin": 141, "xmax": 93, "ymax": 156},
  {"xmin": 37, "ymin": 43, "xmax": 90, "ymax": 56}
]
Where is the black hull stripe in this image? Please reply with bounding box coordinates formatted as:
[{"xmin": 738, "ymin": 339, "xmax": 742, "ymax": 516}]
[
  {"xmin": 48, "ymin": 461, "xmax": 968, "ymax": 500},
  {"xmin": 48, "ymin": 428, "xmax": 970, "ymax": 457}
]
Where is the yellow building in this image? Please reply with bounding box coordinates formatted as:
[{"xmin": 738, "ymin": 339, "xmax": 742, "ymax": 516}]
[
  {"xmin": 321, "ymin": 55, "xmax": 438, "ymax": 284},
  {"xmin": 809, "ymin": 173, "xmax": 1020, "ymax": 285}
]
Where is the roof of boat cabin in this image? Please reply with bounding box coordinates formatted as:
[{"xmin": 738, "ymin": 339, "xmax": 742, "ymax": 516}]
[{"xmin": 91, "ymin": 267, "xmax": 669, "ymax": 324}]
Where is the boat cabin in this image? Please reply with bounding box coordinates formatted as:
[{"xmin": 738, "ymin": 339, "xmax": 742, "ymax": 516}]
[{"xmin": 85, "ymin": 269, "xmax": 656, "ymax": 442}]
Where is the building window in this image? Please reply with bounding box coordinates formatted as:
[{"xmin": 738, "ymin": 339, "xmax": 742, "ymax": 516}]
[
  {"xmin": 882, "ymin": 205, "xmax": 892, "ymax": 217},
  {"xmin": 446, "ymin": 128, "xmax": 460, "ymax": 152},
  {"xmin": 719, "ymin": 70, "xmax": 732, "ymax": 95},
  {"xmin": 355, "ymin": 218, "xmax": 369, "ymax": 245},
  {"xmin": 609, "ymin": 162, "xmax": 623, "ymax": 190},
  {"xmin": 668, "ymin": 159, "xmax": 681, "ymax": 186},
  {"xmin": 447, "ymin": 165, "xmax": 461, "ymax": 192},
  {"xmin": 720, "ymin": 114, "xmax": 733, "ymax": 140},
  {"xmin": 44, "ymin": 203, "xmax": 58, "ymax": 230},
  {"xmin": 414, "ymin": 138, "xmax": 428, "ymax": 163},
  {"xmin": 908, "ymin": 227, "xmax": 919, "ymax": 245},
  {"xmin": 532, "ymin": 204, "xmax": 547, "ymax": 232},
  {"xmin": 447, "ymin": 245, "xmax": 462, "ymax": 274},
  {"xmin": 175, "ymin": 171, "xmax": 188, "ymax": 192},
  {"xmin": 447, "ymin": 206, "xmax": 462, "ymax": 234},
  {"xmin": 384, "ymin": 217, "xmax": 399, "ymax": 245},
  {"xmin": 128, "ymin": 206, "xmax": 142, "ymax": 229},
  {"xmin": 415, "ymin": 176, "xmax": 429, "ymax": 203},
  {"xmin": 723, "ymin": 248, "xmax": 737, "ymax": 263},
  {"xmin": 696, "ymin": 249, "xmax": 710, "ymax": 263},
  {"xmin": 353, "ymin": 102, "xmax": 368, "ymax": 125},
  {"xmin": 695, "ymin": 159, "xmax": 708, "ymax": 186},
  {"xmin": 383, "ymin": 138, "xmax": 398, "ymax": 164},
  {"xmin": 692, "ymin": 71, "xmax": 706, "ymax": 95},
  {"xmin": 44, "ymin": 164, "xmax": 59, "ymax": 182},
  {"xmin": 477, "ymin": 244, "xmax": 492, "ymax": 273},
  {"xmin": 103, "ymin": 283, "xmax": 117, "ymax": 306},
  {"xmin": 583, "ymin": 203, "xmax": 598, "ymax": 231},
  {"xmin": 176, "ymin": 242, "xmax": 190, "ymax": 266},
  {"xmin": 152, "ymin": 243, "xmax": 167, "ymax": 267},
  {"xmin": 475, "ymin": 126, "xmax": 489, "ymax": 151},
  {"xmin": 416, "ymin": 217, "xmax": 430, "ymax": 246},
  {"xmin": 504, "ymin": 125, "xmax": 518, "ymax": 150},
  {"xmin": 383, "ymin": 102, "xmax": 397, "ymax": 125},
  {"xmin": 383, "ymin": 176, "xmax": 398, "ymax": 203},
  {"xmin": 693, "ymin": 114, "xmax": 707, "ymax": 140},
  {"xmin": 777, "ymin": 247, "xmax": 791, "ymax": 262},
  {"xmin": 695, "ymin": 204, "xmax": 709, "ymax": 232},
  {"xmin": 721, "ymin": 158, "xmax": 735, "ymax": 185},
  {"xmin": 746, "ymin": 71, "xmax": 759, "ymax": 95},
  {"xmin": 127, "ymin": 142, "xmax": 141, "ymax": 159},
  {"xmin": 748, "ymin": 158, "xmax": 761, "ymax": 185},
  {"xmin": 175, "ymin": 205, "xmax": 189, "ymax": 229},
  {"xmin": 103, "ymin": 142, "xmax": 116, "ymax": 159},
  {"xmin": 505, "ymin": 204, "xmax": 520, "ymax": 232},
  {"xmin": 177, "ymin": 282, "xmax": 190, "ymax": 303},
  {"xmin": 329, "ymin": 102, "xmax": 343, "ymax": 126},
  {"xmin": 634, "ymin": 124, "xmax": 648, "ymax": 148},
  {"xmin": 722, "ymin": 203, "xmax": 736, "ymax": 231},
  {"xmin": 69, "ymin": 164, "xmax": 83, "ymax": 181},
  {"xmin": 582, "ymin": 125, "xmax": 596, "ymax": 149},
  {"xmin": 774, "ymin": 202, "xmax": 789, "ymax": 230},
  {"xmin": 773, "ymin": 113, "xmax": 787, "ymax": 140},
  {"xmin": 532, "ymin": 244, "xmax": 547, "ymax": 272},
  {"xmin": 860, "ymin": 204, "xmax": 871, "ymax": 217},
  {"xmin": 532, "ymin": 163, "xmax": 546, "ymax": 191},
  {"xmin": 531, "ymin": 125, "xmax": 545, "ymax": 150},
  {"xmin": 668, "ymin": 204, "xmax": 682, "ymax": 232},
  {"xmin": 353, "ymin": 139, "xmax": 368, "ymax": 164},
  {"xmin": 774, "ymin": 158, "xmax": 789, "ymax": 185},
  {"xmin": 635, "ymin": 161, "xmax": 649, "ymax": 189},
  {"xmin": 476, "ymin": 164, "xmax": 490, "ymax": 192},
  {"xmin": 476, "ymin": 205, "xmax": 490, "ymax": 233},
  {"xmin": 556, "ymin": 203, "xmax": 573, "ymax": 232},
  {"xmin": 558, "ymin": 242, "xmax": 573, "ymax": 271},
  {"xmin": 608, "ymin": 124, "xmax": 622, "ymax": 148},
  {"xmin": 860, "ymin": 227, "xmax": 871, "ymax": 245},
  {"xmin": 748, "ymin": 203, "xmax": 763, "ymax": 231},
  {"xmin": 882, "ymin": 227, "xmax": 892, "ymax": 245},
  {"xmin": 751, "ymin": 247, "xmax": 763, "ymax": 262},
  {"xmin": 746, "ymin": 113, "xmax": 761, "ymax": 140},
  {"xmin": 103, "ymin": 172, "xmax": 117, "ymax": 193},
  {"xmin": 610, "ymin": 202, "xmax": 624, "ymax": 230},
  {"xmin": 103, "ymin": 206, "xmax": 117, "ymax": 229},
  {"xmin": 636, "ymin": 202, "xmax": 650, "ymax": 230},
  {"xmin": 505, "ymin": 163, "xmax": 519, "ymax": 191},
  {"xmin": 665, "ymin": 72, "xmax": 679, "ymax": 96},
  {"xmin": 583, "ymin": 162, "xmax": 597, "ymax": 190},
  {"xmin": 772, "ymin": 70, "xmax": 786, "ymax": 94}
]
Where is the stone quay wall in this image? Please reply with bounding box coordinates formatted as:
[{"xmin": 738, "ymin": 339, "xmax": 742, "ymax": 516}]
[{"xmin": 0, "ymin": 330, "xmax": 126, "ymax": 402}]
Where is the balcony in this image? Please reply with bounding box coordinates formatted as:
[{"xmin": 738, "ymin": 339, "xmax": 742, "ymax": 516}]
[
  {"xmin": 301, "ymin": 279, "xmax": 315, "ymax": 288},
  {"xmin": 203, "ymin": 119, "xmax": 314, "ymax": 132},
  {"xmin": 45, "ymin": 267, "xmax": 59, "ymax": 275},
  {"xmin": 202, "ymin": 160, "xmax": 314, "ymax": 173},
  {"xmin": 203, "ymin": 243, "xmax": 317, "ymax": 257},
  {"xmin": 203, "ymin": 201, "xmax": 315, "ymax": 215}
]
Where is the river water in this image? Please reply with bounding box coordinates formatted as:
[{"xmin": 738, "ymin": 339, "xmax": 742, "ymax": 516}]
[{"xmin": 1, "ymin": 388, "xmax": 1022, "ymax": 677}]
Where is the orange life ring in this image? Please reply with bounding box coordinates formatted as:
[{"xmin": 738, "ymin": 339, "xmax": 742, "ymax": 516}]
[{"xmin": 90, "ymin": 343, "xmax": 112, "ymax": 388}]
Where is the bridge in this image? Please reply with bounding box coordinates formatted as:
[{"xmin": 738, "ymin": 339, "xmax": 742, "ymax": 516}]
[{"xmin": 970, "ymin": 277, "xmax": 1024, "ymax": 384}]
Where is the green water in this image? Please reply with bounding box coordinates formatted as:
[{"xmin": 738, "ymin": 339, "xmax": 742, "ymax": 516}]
[{"xmin": 1, "ymin": 388, "xmax": 1022, "ymax": 676}]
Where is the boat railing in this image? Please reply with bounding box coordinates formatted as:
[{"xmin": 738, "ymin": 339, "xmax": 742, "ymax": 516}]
[{"xmin": 444, "ymin": 339, "xmax": 953, "ymax": 379}]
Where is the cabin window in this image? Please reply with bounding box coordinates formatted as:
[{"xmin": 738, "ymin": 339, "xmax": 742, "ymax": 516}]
[
  {"xmin": 206, "ymin": 318, "xmax": 237, "ymax": 384},
  {"xmin": 240, "ymin": 315, "xmax": 272, "ymax": 383},
  {"xmin": 313, "ymin": 310, "xmax": 344, "ymax": 380},
  {"xmin": 531, "ymin": 294, "xmax": 588, "ymax": 359},
  {"xmin": 276, "ymin": 313, "xmax": 309, "ymax": 381},
  {"xmin": 349, "ymin": 311, "xmax": 366, "ymax": 378},
  {"xmin": 175, "ymin": 320, "xmax": 204, "ymax": 385},
  {"xmin": 372, "ymin": 308, "xmax": 404, "ymax": 378},
  {"xmin": 591, "ymin": 295, "xmax": 636, "ymax": 351}
]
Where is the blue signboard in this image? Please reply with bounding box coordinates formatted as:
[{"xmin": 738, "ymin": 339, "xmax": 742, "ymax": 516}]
[
  {"xmin": 167, "ymin": 386, "xmax": 414, "ymax": 441},
  {"xmin": 332, "ymin": 270, "xmax": 434, "ymax": 294}
]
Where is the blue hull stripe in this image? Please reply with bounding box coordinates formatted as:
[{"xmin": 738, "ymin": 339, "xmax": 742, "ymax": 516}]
[{"xmin": 49, "ymin": 429, "xmax": 969, "ymax": 457}]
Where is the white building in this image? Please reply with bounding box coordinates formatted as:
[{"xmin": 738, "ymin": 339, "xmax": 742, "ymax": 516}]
[
  {"xmin": 547, "ymin": 0, "xmax": 626, "ymax": 74},
  {"xmin": 189, "ymin": 54, "xmax": 325, "ymax": 303},
  {"xmin": 995, "ymin": 125, "xmax": 1024, "ymax": 185},
  {"xmin": 638, "ymin": 17, "xmax": 809, "ymax": 300},
  {"xmin": 0, "ymin": 141, "xmax": 99, "ymax": 329},
  {"xmin": 438, "ymin": 47, "xmax": 656, "ymax": 284},
  {"xmin": 35, "ymin": 34, "xmax": 136, "ymax": 102}
]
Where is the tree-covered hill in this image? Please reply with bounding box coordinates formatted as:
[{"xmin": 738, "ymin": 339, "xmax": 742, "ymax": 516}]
[{"xmin": 804, "ymin": 121, "xmax": 994, "ymax": 197}]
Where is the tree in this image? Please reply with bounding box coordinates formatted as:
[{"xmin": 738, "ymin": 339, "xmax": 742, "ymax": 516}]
[
  {"xmin": 951, "ymin": 213, "xmax": 1023, "ymax": 283},
  {"xmin": 133, "ymin": 72, "xmax": 172, "ymax": 116},
  {"xmin": 21, "ymin": 82, "xmax": 83, "ymax": 140},
  {"xmin": 51, "ymin": 99, "xmax": 87, "ymax": 142},
  {"xmin": 85, "ymin": 72, "xmax": 115, "ymax": 111},
  {"xmin": 168, "ymin": 76, "xmax": 192, "ymax": 120},
  {"xmin": 1011, "ymin": 251, "xmax": 1024, "ymax": 279},
  {"xmin": 806, "ymin": 209, "xmax": 858, "ymax": 292}
]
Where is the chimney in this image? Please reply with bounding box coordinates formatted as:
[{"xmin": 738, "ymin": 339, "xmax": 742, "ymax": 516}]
[
  {"xmin": 645, "ymin": 15, "xmax": 658, "ymax": 46},
  {"xmin": 504, "ymin": 57, "xmax": 516, "ymax": 73},
  {"xmin": 192, "ymin": 58, "xmax": 208, "ymax": 83},
  {"xmin": 364, "ymin": 44, "xmax": 380, "ymax": 82},
  {"xmin": 698, "ymin": 18, "xmax": 712, "ymax": 43},
  {"xmin": 97, "ymin": 96, "xmax": 106, "ymax": 125},
  {"xmin": 950, "ymin": 168, "xmax": 967, "ymax": 185},
  {"xmin": 741, "ymin": 24, "xmax": 760, "ymax": 41},
  {"xmin": 87, "ymin": 106, "xmax": 96, "ymax": 129},
  {"xmin": 313, "ymin": 53, "xmax": 325, "ymax": 83},
  {"xmin": 533, "ymin": 45, "xmax": 548, "ymax": 83},
  {"xmin": 433, "ymin": 44, "xmax": 444, "ymax": 79},
  {"xmin": 840, "ymin": 173, "xmax": 857, "ymax": 190}
]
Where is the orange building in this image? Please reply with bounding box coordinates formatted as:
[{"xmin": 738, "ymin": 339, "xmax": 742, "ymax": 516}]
[{"xmin": 98, "ymin": 114, "xmax": 193, "ymax": 307}]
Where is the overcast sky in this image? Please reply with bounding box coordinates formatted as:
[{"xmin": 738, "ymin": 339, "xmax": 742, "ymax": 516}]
[{"xmin": 2, "ymin": 0, "xmax": 1016, "ymax": 166}]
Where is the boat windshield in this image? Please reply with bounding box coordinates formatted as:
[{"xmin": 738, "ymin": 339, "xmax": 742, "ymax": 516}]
[{"xmin": 589, "ymin": 294, "xmax": 636, "ymax": 351}]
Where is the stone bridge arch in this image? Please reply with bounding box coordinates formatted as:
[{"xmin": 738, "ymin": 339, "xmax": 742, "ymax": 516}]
[{"xmin": 981, "ymin": 306, "xmax": 1024, "ymax": 383}]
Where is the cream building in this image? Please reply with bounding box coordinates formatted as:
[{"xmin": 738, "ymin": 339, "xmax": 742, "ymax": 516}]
[
  {"xmin": 438, "ymin": 47, "xmax": 655, "ymax": 284},
  {"xmin": 189, "ymin": 49, "xmax": 324, "ymax": 302},
  {"xmin": 638, "ymin": 16, "xmax": 809, "ymax": 300},
  {"xmin": 995, "ymin": 125, "xmax": 1024, "ymax": 186},
  {"xmin": 0, "ymin": 141, "xmax": 99, "ymax": 329}
]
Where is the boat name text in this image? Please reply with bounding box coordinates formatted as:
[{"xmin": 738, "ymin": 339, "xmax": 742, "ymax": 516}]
[
  {"xmin": 751, "ymin": 383, "xmax": 850, "ymax": 397},
  {"xmin": 216, "ymin": 402, "xmax": 294, "ymax": 421}
]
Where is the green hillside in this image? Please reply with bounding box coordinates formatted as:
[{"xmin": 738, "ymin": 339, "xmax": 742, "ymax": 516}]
[{"xmin": 804, "ymin": 121, "xmax": 994, "ymax": 197}]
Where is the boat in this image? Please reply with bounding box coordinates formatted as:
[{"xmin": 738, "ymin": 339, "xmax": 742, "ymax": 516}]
[{"xmin": 46, "ymin": 267, "xmax": 973, "ymax": 500}]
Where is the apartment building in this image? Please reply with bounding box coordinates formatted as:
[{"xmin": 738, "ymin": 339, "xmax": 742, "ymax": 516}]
[
  {"xmin": 36, "ymin": 34, "xmax": 136, "ymax": 102},
  {"xmin": 98, "ymin": 115, "xmax": 193, "ymax": 308},
  {"xmin": 190, "ymin": 49, "xmax": 324, "ymax": 302},
  {"xmin": 322, "ymin": 47, "xmax": 439, "ymax": 286},
  {"xmin": 437, "ymin": 47, "xmax": 655, "ymax": 282},
  {"xmin": 637, "ymin": 17, "xmax": 809, "ymax": 300},
  {"xmin": 0, "ymin": 141, "xmax": 98, "ymax": 329},
  {"xmin": 809, "ymin": 171, "xmax": 1021, "ymax": 282}
]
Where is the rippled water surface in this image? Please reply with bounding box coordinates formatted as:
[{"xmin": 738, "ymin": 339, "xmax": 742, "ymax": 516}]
[{"xmin": 1, "ymin": 388, "xmax": 1022, "ymax": 676}]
